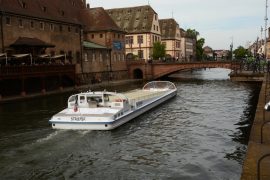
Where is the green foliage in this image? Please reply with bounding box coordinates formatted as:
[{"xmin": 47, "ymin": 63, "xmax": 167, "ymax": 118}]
[
  {"xmin": 233, "ymin": 46, "xmax": 249, "ymax": 60},
  {"xmin": 196, "ymin": 38, "xmax": 205, "ymax": 60},
  {"xmin": 186, "ymin": 29, "xmax": 199, "ymax": 39},
  {"xmin": 153, "ymin": 42, "xmax": 166, "ymax": 60}
]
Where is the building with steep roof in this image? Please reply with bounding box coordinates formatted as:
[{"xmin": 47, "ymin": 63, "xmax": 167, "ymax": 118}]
[
  {"xmin": 80, "ymin": 7, "xmax": 127, "ymax": 80},
  {"xmin": 0, "ymin": 0, "xmax": 129, "ymax": 82},
  {"xmin": 203, "ymin": 46, "xmax": 213, "ymax": 59},
  {"xmin": 106, "ymin": 5, "xmax": 161, "ymax": 60},
  {"xmin": 159, "ymin": 18, "xmax": 181, "ymax": 60},
  {"xmin": 0, "ymin": 0, "xmax": 85, "ymax": 65}
]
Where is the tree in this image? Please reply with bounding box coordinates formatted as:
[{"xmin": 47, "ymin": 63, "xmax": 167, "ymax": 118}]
[
  {"xmin": 233, "ymin": 46, "xmax": 249, "ymax": 60},
  {"xmin": 196, "ymin": 38, "xmax": 205, "ymax": 60},
  {"xmin": 186, "ymin": 28, "xmax": 204, "ymax": 61},
  {"xmin": 152, "ymin": 42, "xmax": 166, "ymax": 60},
  {"xmin": 186, "ymin": 29, "xmax": 199, "ymax": 39}
]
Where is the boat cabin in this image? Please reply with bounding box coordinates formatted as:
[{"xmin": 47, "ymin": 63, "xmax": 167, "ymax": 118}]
[{"xmin": 67, "ymin": 92, "xmax": 128, "ymax": 109}]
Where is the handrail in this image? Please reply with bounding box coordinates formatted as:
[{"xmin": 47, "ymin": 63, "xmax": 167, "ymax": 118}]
[
  {"xmin": 256, "ymin": 70, "xmax": 270, "ymax": 180},
  {"xmin": 261, "ymin": 71, "xmax": 270, "ymax": 143},
  {"xmin": 260, "ymin": 120, "xmax": 270, "ymax": 143},
  {"xmin": 257, "ymin": 153, "xmax": 270, "ymax": 180}
]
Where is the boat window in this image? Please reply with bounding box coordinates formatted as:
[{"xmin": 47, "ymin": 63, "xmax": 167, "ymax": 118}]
[
  {"xmin": 68, "ymin": 95, "xmax": 76, "ymax": 102},
  {"xmin": 87, "ymin": 96, "xmax": 102, "ymax": 103},
  {"xmin": 80, "ymin": 96, "xmax": 85, "ymax": 103},
  {"xmin": 104, "ymin": 94, "xmax": 109, "ymax": 102},
  {"xmin": 94, "ymin": 97, "xmax": 102, "ymax": 102},
  {"xmin": 87, "ymin": 97, "xmax": 92, "ymax": 103}
]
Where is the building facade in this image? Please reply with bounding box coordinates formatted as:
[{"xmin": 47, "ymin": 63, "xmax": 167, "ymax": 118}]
[
  {"xmin": 159, "ymin": 18, "xmax": 181, "ymax": 60},
  {"xmin": 0, "ymin": 0, "xmax": 84, "ymax": 66},
  {"xmin": 80, "ymin": 7, "xmax": 127, "ymax": 81},
  {"xmin": 180, "ymin": 28, "xmax": 195, "ymax": 62},
  {"xmin": 107, "ymin": 5, "xmax": 161, "ymax": 61}
]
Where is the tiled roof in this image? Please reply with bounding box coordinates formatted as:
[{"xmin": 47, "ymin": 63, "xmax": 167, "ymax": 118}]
[
  {"xmin": 0, "ymin": 0, "xmax": 84, "ymax": 24},
  {"xmin": 179, "ymin": 28, "xmax": 186, "ymax": 38},
  {"xmin": 80, "ymin": 7, "xmax": 122, "ymax": 32},
  {"xmin": 10, "ymin": 37, "xmax": 55, "ymax": 47},
  {"xmin": 159, "ymin": 18, "xmax": 179, "ymax": 40},
  {"xmin": 203, "ymin": 46, "xmax": 213, "ymax": 53},
  {"xmin": 106, "ymin": 5, "xmax": 156, "ymax": 33}
]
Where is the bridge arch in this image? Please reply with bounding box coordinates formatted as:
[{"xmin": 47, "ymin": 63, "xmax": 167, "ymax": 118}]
[
  {"xmin": 127, "ymin": 61, "xmax": 240, "ymax": 80},
  {"xmin": 133, "ymin": 68, "xmax": 143, "ymax": 79}
]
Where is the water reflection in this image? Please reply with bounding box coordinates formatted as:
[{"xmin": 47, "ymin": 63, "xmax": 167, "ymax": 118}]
[{"xmin": 225, "ymin": 84, "xmax": 260, "ymax": 164}]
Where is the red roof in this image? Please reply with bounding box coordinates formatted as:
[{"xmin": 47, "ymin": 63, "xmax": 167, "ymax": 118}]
[
  {"xmin": 80, "ymin": 7, "xmax": 123, "ymax": 32},
  {"xmin": 0, "ymin": 0, "xmax": 84, "ymax": 24},
  {"xmin": 10, "ymin": 37, "xmax": 55, "ymax": 47}
]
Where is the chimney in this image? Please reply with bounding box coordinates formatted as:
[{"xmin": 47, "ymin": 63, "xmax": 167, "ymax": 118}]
[{"xmin": 87, "ymin": 3, "xmax": 90, "ymax": 9}]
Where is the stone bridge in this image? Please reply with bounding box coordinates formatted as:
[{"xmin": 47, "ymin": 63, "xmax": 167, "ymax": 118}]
[{"xmin": 127, "ymin": 60, "xmax": 240, "ymax": 80}]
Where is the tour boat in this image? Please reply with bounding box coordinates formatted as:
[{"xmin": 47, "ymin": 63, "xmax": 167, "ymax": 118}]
[{"xmin": 49, "ymin": 81, "xmax": 177, "ymax": 130}]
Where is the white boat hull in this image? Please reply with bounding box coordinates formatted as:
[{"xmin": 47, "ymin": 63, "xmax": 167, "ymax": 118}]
[{"xmin": 50, "ymin": 90, "xmax": 177, "ymax": 130}]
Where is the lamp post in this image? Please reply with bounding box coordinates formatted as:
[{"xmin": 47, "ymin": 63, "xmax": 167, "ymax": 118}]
[{"xmin": 265, "ymin": 0, "xmax": 268, "ymax": 61}]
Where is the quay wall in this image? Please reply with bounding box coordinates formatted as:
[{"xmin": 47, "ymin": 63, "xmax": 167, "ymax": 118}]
[
  {"xmin": 241, "ymin": 74, "xmax": 270, "ymax": 179},
  {"xmin": 0, "ymin": 79, "xmax": 142, "ymax": 103}
]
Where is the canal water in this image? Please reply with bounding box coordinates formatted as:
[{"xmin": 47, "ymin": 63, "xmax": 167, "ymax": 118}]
[{"xmin": 0, "ymin": 68, "xmax": 260, "ymax": 179}]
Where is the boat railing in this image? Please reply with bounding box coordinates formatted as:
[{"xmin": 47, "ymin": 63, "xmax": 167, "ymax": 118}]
[{"xmin": 143, "ymin": 81, "xmax": 176, "ymax": 90}]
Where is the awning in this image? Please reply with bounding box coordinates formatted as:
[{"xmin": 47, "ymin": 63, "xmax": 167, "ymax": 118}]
[
  {"xmin": 38, "ymin": 54, "xmax": 51, "ymax": 58},
  {"xmin": 83, "ymin": 41, "xmax": 108, "ymax": 49},
  {"xmin": 12, "ymin": 54, "xmax": 31, "ymax": 58},
  {"xmin": 0, "ymin": 53, "xmax": 7, "ymax": 57},
  {"xmin": 51, "ymin": 54, "xmax": 66, "ymax": 59},
  {"xmin": 12, "ymin": 53, "xmax": 33, "ymax": 64},
  {"xmin": 0, "ymin": 53, "xmax": 7, "ymax": 64},
  {"xmin": 10, "ymin": 37, "xmax": 55, "ymax": 48}
]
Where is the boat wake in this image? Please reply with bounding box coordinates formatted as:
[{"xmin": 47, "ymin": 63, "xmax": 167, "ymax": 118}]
[
  {"xmin": 35, "ymin": 130, "xmax": 60, "ymax": 143},
  {"xmin": 77, "ymin": 130, "xmax": 92, "ymax": 136}
]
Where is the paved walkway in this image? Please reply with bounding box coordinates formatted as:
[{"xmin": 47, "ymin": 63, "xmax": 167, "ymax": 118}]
[{"xmin": 241, "ymin": 74, "xmax": 270, "ymax": 180}]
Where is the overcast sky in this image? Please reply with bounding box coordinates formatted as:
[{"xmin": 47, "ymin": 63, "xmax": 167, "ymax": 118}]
[{"xmin": 87, "ymin": 0, "xmax": 266, "ymax": 50}]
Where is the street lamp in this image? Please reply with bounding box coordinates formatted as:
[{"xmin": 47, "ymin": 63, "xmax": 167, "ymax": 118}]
[{"xmin": 264, "ymin": 0, "xmax": 268, "ymax": 61}]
